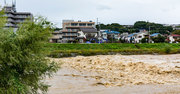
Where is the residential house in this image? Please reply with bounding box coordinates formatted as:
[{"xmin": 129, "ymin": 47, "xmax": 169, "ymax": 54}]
[
  {"xmin": 126, "ymin": 33, "xmax": 138, "ymax": 43},
  {"xmin": 104, "ymin": 30, "xmax": 120, "ymax": 40},
  {"xmin": 135, "ymin": 30, "xmax": 149, "ymax": 43},
  {"xmin": 168, "ymin": 34, "xmax": 180, "ymax": 43},
  {"xmin": 150, "ymin": 33, "xmax": 161, "ymax": 38},
  {"xmin": 99, "ymin": 30, "xmax": 108, "ymax": 42},
  {"xmin": 125, "ymin": 30, "xmax": 149, "ymax": 43}
]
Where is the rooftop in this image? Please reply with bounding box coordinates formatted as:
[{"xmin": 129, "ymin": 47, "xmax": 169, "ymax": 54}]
[{"xmin": 150, "ymin": 33, "xmax": 160, "ymax": 37}]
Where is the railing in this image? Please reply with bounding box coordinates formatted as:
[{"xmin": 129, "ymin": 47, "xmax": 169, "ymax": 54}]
[
  {"xmin": 62, "ymin": 38, "xmax": 75, "ymax": 40},
  {"xmin": 63, "ymin": 34, "xmax": 77, "ymax": 36},
  {"xmin": 62, "ymin": 30, "xmax": 78, "ymax": 32},
  {"xmin": 7, "ymin": 19, "xmax": 14, "ymax": 22},
  {"xmin": 14, "ymin": 16, "xmax": 30, "ymax": 18}
]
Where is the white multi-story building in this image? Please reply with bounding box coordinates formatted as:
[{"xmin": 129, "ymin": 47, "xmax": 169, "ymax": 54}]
[{"xmin": 1, "ymin": 2, "xmax": 33, "ymax": 30}]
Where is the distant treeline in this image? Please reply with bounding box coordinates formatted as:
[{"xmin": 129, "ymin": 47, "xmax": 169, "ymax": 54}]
[{"xmin": 96, "ymin": 21, "xmax": 174, "ymax": 34}]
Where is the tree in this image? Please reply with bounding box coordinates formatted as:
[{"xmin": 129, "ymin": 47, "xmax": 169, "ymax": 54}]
[
  {"xmin": 0, "ymin": 9, "xmax": 59, "ymax": 93},
  {"xmin": 134, "ymin": 21, "xmax": 147, "ymax": 29},
  {"xmin": 96, "ymin": 23, "xmax": 124, "ymax": 33},
  {"xmin": 134, "ymin": 21, "xmax": 173, "ymax": 34},
  {"xmin": 152, "ymin": 35, "xmax": 166, "ymax": 43},
  {"xmin": 173, "ymin": 30, "xmax": 180, "ymax": 35},
  {"xmin": 141, "ymin": 38, "xmax": 149, "ymax": 43}
]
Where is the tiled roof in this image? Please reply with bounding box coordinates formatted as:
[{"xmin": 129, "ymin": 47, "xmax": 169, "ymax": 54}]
[{"xmin": 171, "ymin": 34, "xmax": 180, "ymax": 37}]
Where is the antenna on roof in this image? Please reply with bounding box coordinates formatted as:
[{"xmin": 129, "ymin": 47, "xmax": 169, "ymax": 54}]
[
  {"xmin": 12, "ymin": 0, "xmax": 16, "ymax": 7},
  {"xmin": 12, "ymin": 0, "xmax": 14, "ymax": 6},
  {"xmin": 4, "ymin": 0, "xmax": 7, "ymax": 5},
  {"xmin": 14, "ymin": 0, "xmax": 16, "ymax": 7}
]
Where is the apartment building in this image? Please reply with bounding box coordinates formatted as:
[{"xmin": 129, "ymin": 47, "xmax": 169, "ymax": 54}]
[
  {"xmin": 61, "ymin": 20, "xmax": 98, "ymax": 43},
  {"xmin": 49, "ymin": 31, "xmax": 63, "ymax": 43},
  {"xmin": 2, "ymin": 3, "xmax": 33, "ymax": 30}
]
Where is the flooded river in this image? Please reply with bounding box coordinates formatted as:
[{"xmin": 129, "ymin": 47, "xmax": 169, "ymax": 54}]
[{"xmin": 46, "ymin": 54, "xmax": 180, "ymax": 94}]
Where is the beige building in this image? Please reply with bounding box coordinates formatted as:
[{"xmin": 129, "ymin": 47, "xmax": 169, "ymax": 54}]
[
  {"xmin": 62, "ymin": 20, "xmax": 96, "ymax": 29},
  {"xmin": 49, "ymin": 31, "xmax": 62, "ymax": 43},
  {"xmin": 61, "ymin": 20, "xmax": 98, "ymax": 43}
]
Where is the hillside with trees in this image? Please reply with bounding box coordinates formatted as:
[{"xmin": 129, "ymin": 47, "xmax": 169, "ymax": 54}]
[
  {"xmin": 173, "ymin": 30, "xmax": 180, "ymax": 35},
  {"xmin": 96, "ymin": 21, "xmax": 173, "ymax": 34}
]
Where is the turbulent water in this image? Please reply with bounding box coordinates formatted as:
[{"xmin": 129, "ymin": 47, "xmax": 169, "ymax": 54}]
[
  {"xmin": 59, "ymin": 55, "xmax": 180, "ymax": 86},
  {"xmin": 47, "ymin": 54, "xmax": 180, "ymax": 94}
]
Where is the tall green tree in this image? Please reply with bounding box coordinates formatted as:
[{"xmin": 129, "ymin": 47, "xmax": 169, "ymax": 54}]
[
  {"xmin": 134, "ymin": 21, "xmax": 173, "ymax": 34},
  {"xmin": 173, "ymin": 30, "xmax": 180, "ymax": 35},
  {"xmin": 0, "ymin": 9, "xmax": 59, "ymax": 93},
  {"xmin": 152, "ymin": 35, "xmax": 166, "ymax": 43}
]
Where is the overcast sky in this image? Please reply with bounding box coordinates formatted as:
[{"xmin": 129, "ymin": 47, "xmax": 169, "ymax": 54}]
[{"xmin": 1, "ymin": 0, "xmax": 180, "ymax": 27}]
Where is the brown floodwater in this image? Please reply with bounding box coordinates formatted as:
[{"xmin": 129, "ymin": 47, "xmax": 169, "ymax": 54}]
[{"xmin": 46, "ymin": 54, "xmax": 180, "ymax": 94}]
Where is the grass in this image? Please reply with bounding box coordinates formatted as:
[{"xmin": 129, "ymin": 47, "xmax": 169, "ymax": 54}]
[{"xmin": 45, "ymin": 43, "xmax": 180, "ymax": 58}]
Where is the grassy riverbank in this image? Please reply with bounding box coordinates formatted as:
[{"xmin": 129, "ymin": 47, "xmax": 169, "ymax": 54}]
[{"xmin": 46, "ymin": 43, "xmax": 180, "ymax": 58}]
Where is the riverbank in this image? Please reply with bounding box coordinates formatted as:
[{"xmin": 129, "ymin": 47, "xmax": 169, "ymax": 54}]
[
  {"xmin": 46, "ymin": 43, "xmax": 180, "ymax": 58},
  {"xmin": 46, "ymin": 54, "xmax": 180, "ymax": 94}
]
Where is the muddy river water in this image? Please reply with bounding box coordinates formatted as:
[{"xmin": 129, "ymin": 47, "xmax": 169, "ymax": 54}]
[{"xmin": 46, "ymin": 54, "xmax": 180, "ymax": 94}]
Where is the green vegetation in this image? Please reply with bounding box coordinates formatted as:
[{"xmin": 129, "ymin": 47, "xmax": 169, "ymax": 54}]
[
  {"xmin": 0, "ymin": 9, "xmax": 59, "ymax": 93},
  {"xmin": 134, "ymin": 21, "xmax": 173, "ymax": 34},
  {"xmin": 46, "ymin": 43, "xmax": 180, "ymax": 58},
  {"xmin": 164, "ymin": 44, "xmax": 172, "ymax": 54},
  {"xmin": 152, "ymin": 35, "xmax": 166, "ymax": 43},
  {"xmin": 96, "ymin": 23, "xmax": 137, "ymax": 33},
  {"xmin": 173, "ymin": 30, "xmax": 180, "ymax": 35},
  {"xmin": 96, "ymin": 21, "xmax": 173, "ymax": 34}
]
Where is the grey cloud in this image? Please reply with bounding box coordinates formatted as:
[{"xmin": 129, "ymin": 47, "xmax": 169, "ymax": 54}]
[
  {"xmin": 96, "ymin": 5, "xmax": 111, "ymax": 11},
  {"xmin": 1, "ymin": 0, "xmax": 180, "ymax": 27}
]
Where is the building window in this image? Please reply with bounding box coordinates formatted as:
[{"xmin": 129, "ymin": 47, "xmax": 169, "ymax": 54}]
[
  {"xmin": 72, "ymin": 29, "xmax": 78, "ymax": 31},
  {"xmin": 67, "ymin": 29, "xmax": 71, "ymax": 32},
  {"xmin": 88, "ymin": 24, "xmax": 93, "ymax": 26},
  {"xmin": 71, "ymin": 23, "xmax": 78, "ymax": 26},
  {"xmin": 79, "ymin": 23, "xmax": 86, "ymax": 26}
]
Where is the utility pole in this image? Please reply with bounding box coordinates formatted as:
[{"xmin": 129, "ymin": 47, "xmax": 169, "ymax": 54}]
[
  {"xmin": 4, "ymin": 0, "xmax": 6, "ymax": 5},
  {"xmin": 97, "ymin": 18, "xmax": 101, "ymax": 44},
  {"xmin": 149, "ymin": 26, "xmax": 151, "ymax": 43}
]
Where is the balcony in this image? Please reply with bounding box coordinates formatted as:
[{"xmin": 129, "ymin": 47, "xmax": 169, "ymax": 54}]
[
  {"xmin": 7, "ymin": 19, "xmax": 14, "ymax": 22},
  {"xmin": 62, "ymin": 30, "xmax": 78, "ymax": 33},
  {"xmin": 5, "ymin": 14, "xmax": 14, "ymax": 18},
  {"xmin": 15, "ymin": 20, "xmax": 24, "ymax": 23},
  {"xmin": 63, "ymin": 33, "xmax": 77, "ymax": 37},
  {"xmin": 65, "ymin": 25, "xmax": 94, "ymax": 28},
  {"xmin": 62, "ymin": 38, "xmax": 75, "ymax": 41},
  {"xmin": 5, "ymin": 23, "xmax": 14, "ymax": 27},
  {"xmin": 63, "ymin": 35, "xmax": 77, "ymax": 37},
  {"xmin": 51, "ymin": 35, "xmax": 62, "ymax": 39},
  {"xmin": 14, "ymin": 15, "xmax": 30, "ymax": 19}
]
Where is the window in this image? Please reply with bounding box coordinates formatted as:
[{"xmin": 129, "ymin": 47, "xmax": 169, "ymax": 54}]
[
  {"xmin": 67, "ymin": 29, "xmax": 71, "ymax": 32},
  {"xmin": 71, "ymin": 23, "xmax": 78, "ymax": 26},
  {"xmin": 88, "ymin": 24, "xmax": 93, "ymax": 26},
  {"xmin": 72, "ymin": 29, "xmax": 78, "ymax": 31},
  {"xmin": 79, "ymin": 23, "xmax": 86, "ymax": 26}
]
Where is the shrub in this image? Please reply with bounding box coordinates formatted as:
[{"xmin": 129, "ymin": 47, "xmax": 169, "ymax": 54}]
[
  {"xmin": 152, "ymin": 35, "xmax": 166, "ymax": 43},
  {"xmin": 164, "ymin": 45, "xmax": 172, "ymax": 54},
  {"xmin": 0, "ymin": 10, "xmax": 59, "ymax": 94}
]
